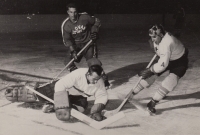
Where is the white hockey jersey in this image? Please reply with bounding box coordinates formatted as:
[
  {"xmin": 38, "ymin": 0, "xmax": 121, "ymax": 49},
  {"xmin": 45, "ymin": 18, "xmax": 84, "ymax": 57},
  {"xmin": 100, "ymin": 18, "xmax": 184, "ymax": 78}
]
[
  {"xmin": 55, "ymin": 68, "xmax": 108, "ymax": 105},
  {"xmin": 151, "ymin": 32, "xmax": 185, "ymax": 73}
]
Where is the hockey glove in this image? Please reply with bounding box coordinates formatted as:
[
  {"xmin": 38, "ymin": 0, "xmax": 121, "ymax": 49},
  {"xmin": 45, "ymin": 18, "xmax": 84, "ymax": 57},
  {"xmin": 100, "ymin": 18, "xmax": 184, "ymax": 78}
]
[
  {"xmin": 90, "ymin": 103, "xmax": 105, "ymax": 121},
  {"xmin": 70, "ymin": 50, "xmax": 78, "ymax": 62},
  {"xmin": 91, "ymin": 32, "xmax": 99, "ymax": 42},
  {"xmin": 138, "ymin": 68, "xmax": 154, "ymax": 79},
  {"xmin": 54, "ymin": 91, "xmax": 71, "ymax": 121}
]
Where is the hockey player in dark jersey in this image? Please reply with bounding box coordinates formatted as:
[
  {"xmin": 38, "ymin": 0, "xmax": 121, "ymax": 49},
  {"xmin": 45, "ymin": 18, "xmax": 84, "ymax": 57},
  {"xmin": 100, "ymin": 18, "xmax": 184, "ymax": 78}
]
[
  {"xmin": 61, "ymin": 3, "xmax": 110, "ymax": 88},
  {"xmin": 128, "ymin": 24, "xmax": 189, "ymax": 115}
]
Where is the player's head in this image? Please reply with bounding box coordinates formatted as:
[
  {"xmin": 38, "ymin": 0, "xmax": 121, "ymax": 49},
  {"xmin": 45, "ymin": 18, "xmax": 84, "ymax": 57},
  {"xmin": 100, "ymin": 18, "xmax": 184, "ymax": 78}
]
[
  {"xmin": 67, "ymin": 3, "xmax": 78, "ymax": 22},
  {"xmin": 149, "ymin": 24, "xmax": 165, "ymax": 44},
  {"xmin": 87, "ymin": 65, "xmax": 103, "ymax": 84}
]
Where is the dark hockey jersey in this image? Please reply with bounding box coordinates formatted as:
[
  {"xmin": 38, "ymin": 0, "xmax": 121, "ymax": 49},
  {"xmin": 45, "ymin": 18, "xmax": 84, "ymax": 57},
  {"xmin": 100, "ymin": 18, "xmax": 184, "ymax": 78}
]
[{"xmin": 61, "ymin": 13, "xmax": 100, "ymax": 47}]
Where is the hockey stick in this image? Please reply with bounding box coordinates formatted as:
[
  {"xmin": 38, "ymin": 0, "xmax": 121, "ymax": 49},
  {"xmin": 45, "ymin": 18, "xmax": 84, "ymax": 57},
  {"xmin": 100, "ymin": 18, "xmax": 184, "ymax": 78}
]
[
  {"xmin": 103, "ymin": 54, "xmax": 157, "ymax": 117},
  {"xmin": 38, "ymin": 40, "xmax": 93, "ymax": 88},
  {"xmin": 26, "ymin": 86, "xmax": 125, "ymax": 130}
]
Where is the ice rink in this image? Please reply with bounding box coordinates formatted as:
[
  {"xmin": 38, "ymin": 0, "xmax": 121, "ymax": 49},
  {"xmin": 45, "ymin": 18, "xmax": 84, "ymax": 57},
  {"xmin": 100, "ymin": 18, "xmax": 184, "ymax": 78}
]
[{"xmin": 0, "ymin": 14, "xmax": 200, "ymax": 135}]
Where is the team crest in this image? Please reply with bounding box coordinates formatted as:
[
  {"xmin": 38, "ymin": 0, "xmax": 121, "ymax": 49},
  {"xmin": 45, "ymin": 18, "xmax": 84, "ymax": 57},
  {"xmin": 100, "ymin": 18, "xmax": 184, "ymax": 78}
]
[{"xmin": 72, "ymin": 25, "xmax": 86, "ymax": 34}]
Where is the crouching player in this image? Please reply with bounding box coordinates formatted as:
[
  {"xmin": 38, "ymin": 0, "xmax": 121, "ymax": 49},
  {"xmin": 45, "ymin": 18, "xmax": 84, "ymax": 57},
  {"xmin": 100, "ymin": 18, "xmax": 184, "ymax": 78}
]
[
  {"xmin": 129, "ymin": 24, "xmax": 189, "ymax": 114},
  {"xmin": 53, "ymin": 64, "xmax": 108, "ymax": 121}
]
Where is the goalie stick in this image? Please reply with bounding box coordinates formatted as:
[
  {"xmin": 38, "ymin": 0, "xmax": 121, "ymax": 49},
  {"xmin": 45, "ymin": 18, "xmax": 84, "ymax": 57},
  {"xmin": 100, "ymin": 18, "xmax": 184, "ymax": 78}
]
[
  {"xmin": 25, "ymin": 86, "xmax": 125, "ymax": 130},
  {"xmin": 103, "ymin": 54, "xmax": 157, "ymax": 117}
]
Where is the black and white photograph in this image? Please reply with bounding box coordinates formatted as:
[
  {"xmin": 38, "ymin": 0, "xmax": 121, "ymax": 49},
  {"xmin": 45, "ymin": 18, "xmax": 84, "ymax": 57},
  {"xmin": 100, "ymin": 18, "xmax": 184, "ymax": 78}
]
[{"xmin": 0, "ymin": 0, "xmax": 200, "ymax": 134}]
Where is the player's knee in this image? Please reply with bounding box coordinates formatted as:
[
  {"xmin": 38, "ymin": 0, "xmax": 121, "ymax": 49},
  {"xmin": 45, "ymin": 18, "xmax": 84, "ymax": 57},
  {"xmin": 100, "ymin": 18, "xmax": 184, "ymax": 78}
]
[{"xmin": 161, "ymin": 73, "xmax": 179, "ymax": 92}]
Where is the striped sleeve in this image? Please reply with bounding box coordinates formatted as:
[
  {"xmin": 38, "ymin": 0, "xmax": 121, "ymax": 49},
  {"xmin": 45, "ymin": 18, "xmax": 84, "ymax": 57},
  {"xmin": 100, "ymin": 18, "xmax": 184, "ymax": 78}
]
[{"xmin": 61, "ymin": 18, "xmax": 74, "ymax": 47}]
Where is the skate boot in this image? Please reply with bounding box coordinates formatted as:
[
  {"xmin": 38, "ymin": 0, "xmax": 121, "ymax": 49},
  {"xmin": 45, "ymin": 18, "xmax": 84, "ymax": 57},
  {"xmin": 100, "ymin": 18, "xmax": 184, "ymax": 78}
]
[
  {"xmin": 42, "ymin": 103, "xmax": 55, "ymax": 113},
  {"xmin": 147, "ymin": 99, "xmax": 159, "ymax": 115}
]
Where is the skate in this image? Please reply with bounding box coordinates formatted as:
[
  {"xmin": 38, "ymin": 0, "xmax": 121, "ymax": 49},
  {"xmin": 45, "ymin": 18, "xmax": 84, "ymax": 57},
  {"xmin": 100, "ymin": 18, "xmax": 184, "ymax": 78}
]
[
  {"xmin": 146, "ymin": 99, "xmax": 158, "ymax": 115},
  {"xmin": 42, "ymin": 103, "xmax": 55, "ymax": 113}
]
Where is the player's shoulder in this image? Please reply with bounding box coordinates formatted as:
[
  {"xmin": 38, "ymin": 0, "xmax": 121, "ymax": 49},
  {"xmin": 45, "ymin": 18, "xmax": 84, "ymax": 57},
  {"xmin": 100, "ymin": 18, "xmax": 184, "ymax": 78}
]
[
  {"xmin": 163, "ymin": 32, "xmax": 173, "ymax": 42},
  {"xmin": 61, "ymin": 17, "xmax": 70, "ymax": 26},
  {"xmin": 73, "ymin": 68, "xmax": 88, "ymax": 74},
  {"xmin": 79, "ymin": 12, "xmax": 92, "ymax": 18}
]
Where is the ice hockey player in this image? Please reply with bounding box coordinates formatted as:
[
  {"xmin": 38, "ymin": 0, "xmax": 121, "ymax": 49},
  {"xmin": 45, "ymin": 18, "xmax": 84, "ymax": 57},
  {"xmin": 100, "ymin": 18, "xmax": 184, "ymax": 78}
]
[
  {"xmin": 61, "ymin": 2, "xmax": 110, "ymax": 88},
  {"xmin": 128, "ymin": 24, "xmax": 189, "ymax": 114},
  {"xmin": 53, "ymin": 64, "xmax": 108, "ymax": 121}
]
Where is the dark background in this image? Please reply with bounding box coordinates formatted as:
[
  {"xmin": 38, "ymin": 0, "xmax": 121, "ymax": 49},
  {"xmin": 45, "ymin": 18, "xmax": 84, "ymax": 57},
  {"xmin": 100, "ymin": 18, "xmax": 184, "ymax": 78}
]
[{"xmin": 0, "ymin": 0, "xmax": 200, "ymax": 15}]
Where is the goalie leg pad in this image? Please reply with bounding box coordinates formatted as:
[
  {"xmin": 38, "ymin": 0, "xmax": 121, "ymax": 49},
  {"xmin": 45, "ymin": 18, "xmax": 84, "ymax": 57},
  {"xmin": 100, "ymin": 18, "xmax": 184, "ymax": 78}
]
[
  {"xmin": 5, "ymin": 82, "xmax": 38, "ymax": 102},
  {"xmin": 54, "ymin": 91, "xmax": 71, "ymax": 121}
]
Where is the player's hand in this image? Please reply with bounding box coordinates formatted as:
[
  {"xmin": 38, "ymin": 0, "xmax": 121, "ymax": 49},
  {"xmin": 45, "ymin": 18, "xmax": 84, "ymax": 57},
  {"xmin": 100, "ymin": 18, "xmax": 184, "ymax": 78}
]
[
  {"xmin": 91, "ymin": 32, "xmax": 98, "ymax": 41},
  {"xmin": 90, "ymin": 112, "xmax": 104, "ymax": 121},
  {"xmin": 138, "ymin": 68, "xmax": 154, "ymax": 79},
  {"xmin": 70, "ymin": 50, "xmax": 78, "ymax": 61}
]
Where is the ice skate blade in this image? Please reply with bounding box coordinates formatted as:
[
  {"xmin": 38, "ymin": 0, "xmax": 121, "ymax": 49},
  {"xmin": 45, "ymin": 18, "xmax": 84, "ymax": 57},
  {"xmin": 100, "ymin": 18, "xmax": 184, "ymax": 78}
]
[{"xmin": 146, "ymin": 108, "xmax": 156, "ymax": 116}]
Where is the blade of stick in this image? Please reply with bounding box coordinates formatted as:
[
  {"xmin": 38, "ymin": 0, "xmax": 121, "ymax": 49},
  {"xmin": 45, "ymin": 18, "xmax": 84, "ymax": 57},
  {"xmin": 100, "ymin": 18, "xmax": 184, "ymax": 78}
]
[
  {"xmin": 102, "ymin": 54, "xmax": 157, "ymax": 116},
  {"xmin": 26, "ymin": 86, "xmax": 125, "ymax": 129}
]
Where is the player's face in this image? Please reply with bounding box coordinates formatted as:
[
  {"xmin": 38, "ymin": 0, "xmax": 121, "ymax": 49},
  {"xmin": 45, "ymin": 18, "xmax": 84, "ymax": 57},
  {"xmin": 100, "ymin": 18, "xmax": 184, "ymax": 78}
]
[
  {"xmin": 67, "ymin": 7, "xmax": 78, "ymax": 22},
  {"xmin": 87, "ymin": 72, "xmax": 101, "ymax": 84},
  {"xmin": 151, "ymin": 35, "xmax": 162, "ymax": 45}
]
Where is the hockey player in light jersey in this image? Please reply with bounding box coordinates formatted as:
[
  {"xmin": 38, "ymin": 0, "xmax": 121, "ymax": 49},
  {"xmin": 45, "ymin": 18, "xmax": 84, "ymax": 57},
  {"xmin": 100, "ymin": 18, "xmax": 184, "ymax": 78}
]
[
  {"xmin": 129, "ymin": 24, "xmax": 189, "ymax": 114},
  {"xmin": 61, "ymin": 2, "xmax": 110, "ymax": 88},
  {"xmin": 54, "ymin": 64, "xmax": 108, "ymax": 121}
]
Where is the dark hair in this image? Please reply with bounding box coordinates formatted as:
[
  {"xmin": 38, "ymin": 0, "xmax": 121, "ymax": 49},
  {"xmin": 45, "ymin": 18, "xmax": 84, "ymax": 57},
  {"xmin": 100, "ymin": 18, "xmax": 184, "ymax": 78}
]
[
  {"xmin": 66, "ymin": 3, "xmax": 78, "ymax": 10},
  {"xmin": 156, "ymin": 24, "xmax": 165, "ymax": 35},
  {"xmin": 88, "ymin": 65, "xmax": 103, "ymax": 76}
]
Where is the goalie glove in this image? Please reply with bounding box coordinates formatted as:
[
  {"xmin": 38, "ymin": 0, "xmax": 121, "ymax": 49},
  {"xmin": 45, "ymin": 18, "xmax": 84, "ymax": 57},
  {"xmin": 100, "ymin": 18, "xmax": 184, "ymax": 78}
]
[
  {"xmin": 138, "ymin": 68, "xmax": 154, "ymax": 79},
  {"xmin": 5, "ymin": 83, "xmax": 38, "ymax": 102},
  {"xmin": 90, "ymin": 103, "xmax": 105, "ymax": 121},
  {"xmin": 90, "ymin": 32, "xmax": 99, "ymax": 42}
]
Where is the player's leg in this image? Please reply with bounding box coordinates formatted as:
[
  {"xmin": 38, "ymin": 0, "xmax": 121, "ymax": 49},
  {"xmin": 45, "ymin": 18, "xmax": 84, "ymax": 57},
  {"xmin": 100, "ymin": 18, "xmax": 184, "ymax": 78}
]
[
  {"xmin": 147, "ymin": 50, "xmax": 188, "ymax": 114},
  {"xmin": 69, "ymin": 95, "xmax": 88, "ymax": 113},
  {"xmin": 147, "ymin": 73, "xmax": 179, "ymax": 114},
  {"xmin": 128, "ymin": 75, "xmax": 157, "ymax": 101}
]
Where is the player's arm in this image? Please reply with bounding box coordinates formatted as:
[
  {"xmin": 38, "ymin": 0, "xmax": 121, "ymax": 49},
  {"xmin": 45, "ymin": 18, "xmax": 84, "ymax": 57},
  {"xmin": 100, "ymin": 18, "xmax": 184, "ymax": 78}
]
[
  {"xmin": 150, "ymin": 45, "xmax": 171, "ymax": 73},
  {"xmin": 61, "ymin": 24, "xmax": 78, "ymax": 60},
  {"xmin": 90, "ymin": 83, "xmax": 108, "ymax": 121},
  {"xmin": 139, "ymin": 43, "xmax": 171, "ymax": 79},
  {"xmin": 90, "ymin": 17, "xmax": 101, "ymax": 33},
  {"xmin": 87, "ymin": 15, "xmax": 101, "ymax": 41}
]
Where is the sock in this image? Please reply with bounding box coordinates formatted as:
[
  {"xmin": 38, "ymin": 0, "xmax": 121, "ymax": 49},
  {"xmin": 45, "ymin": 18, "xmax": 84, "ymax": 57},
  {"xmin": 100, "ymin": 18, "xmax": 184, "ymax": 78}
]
[{"xmin": 153, "ymin": 86, "xmax": 170, "ymax": 101}]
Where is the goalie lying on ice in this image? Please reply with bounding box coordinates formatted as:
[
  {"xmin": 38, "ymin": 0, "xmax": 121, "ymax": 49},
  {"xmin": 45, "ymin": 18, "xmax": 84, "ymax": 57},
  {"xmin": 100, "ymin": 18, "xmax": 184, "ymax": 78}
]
[{"xmin": 5, "ymin": 65, "xmax": 108, "ymax": 122}]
